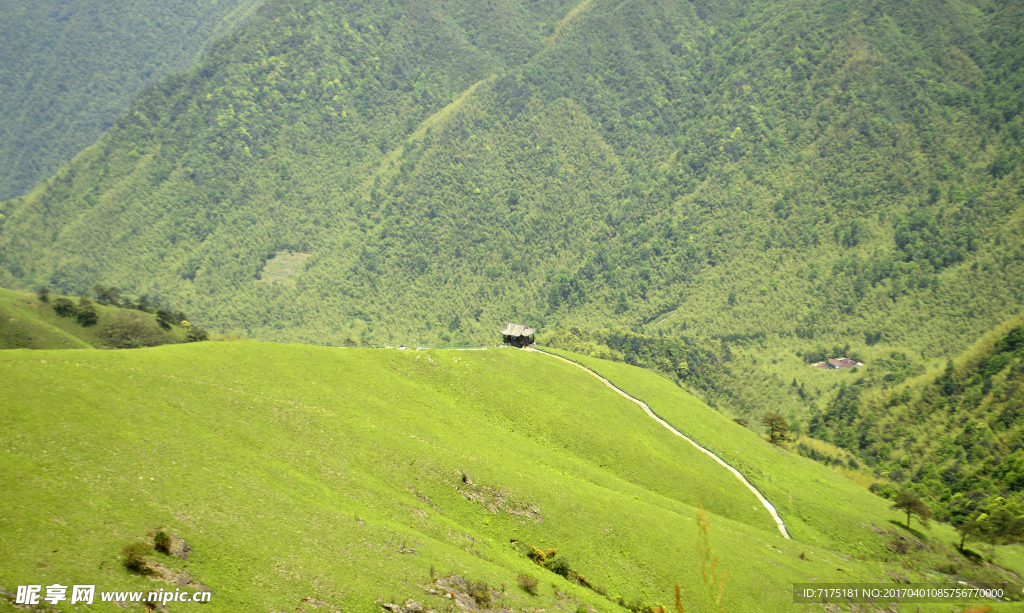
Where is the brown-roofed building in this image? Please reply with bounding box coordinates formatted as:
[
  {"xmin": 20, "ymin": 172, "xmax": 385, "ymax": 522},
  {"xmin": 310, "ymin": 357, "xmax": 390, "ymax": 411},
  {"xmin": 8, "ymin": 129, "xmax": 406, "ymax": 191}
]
[
  {"xmin": 812, "ymin": 357, "xmax": 864, "ymax": 369},
  {"xmin": 501, "ymin": 322, "xmax": 536, "ymax": 347}
]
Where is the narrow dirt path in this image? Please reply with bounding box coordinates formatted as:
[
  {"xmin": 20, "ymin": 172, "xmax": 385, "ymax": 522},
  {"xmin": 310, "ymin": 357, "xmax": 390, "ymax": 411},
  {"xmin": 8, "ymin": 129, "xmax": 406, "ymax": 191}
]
[{"xmin": 529, "ymin": 347, "xmax": 792, "ymax": 540}]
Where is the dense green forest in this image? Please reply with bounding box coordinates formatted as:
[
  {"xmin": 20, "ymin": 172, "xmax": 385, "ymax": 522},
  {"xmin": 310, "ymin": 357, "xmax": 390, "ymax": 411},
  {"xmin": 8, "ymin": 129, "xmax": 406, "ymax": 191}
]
[
  {"xmin": 0, "ymin": 0, "xmax": 264, "ymax": 200},
  {"xmin": 1, "ymin": 0, "xmax": 1021, "ymax": 354},
  {"xmin": 820, "ymin": 316, "xmax": 1024, "ymax": 526}
]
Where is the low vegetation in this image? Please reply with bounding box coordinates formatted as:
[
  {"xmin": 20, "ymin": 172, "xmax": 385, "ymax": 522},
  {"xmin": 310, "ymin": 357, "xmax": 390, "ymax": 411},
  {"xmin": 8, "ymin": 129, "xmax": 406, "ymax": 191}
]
[
  {"xmin": 517, "ymin": 573, "xmax": 538, "ymax": 596},
  {"xmin": 121, "ymin": 542, "xmax": 152, "ymax": 575},
  {"xmin": 0, "ymin": 286, "xmax": 203, "ymax": 350},
  {"xmin": 2, "ymin": 343, "xmax": 1020, "ymax": 611}
]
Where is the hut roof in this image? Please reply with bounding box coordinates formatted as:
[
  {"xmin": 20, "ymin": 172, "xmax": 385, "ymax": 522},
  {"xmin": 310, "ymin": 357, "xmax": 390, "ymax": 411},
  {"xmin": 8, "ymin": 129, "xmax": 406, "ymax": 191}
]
[{"xmin": 501, "ymin": 322, "xmax": 536, "ymax": 337}]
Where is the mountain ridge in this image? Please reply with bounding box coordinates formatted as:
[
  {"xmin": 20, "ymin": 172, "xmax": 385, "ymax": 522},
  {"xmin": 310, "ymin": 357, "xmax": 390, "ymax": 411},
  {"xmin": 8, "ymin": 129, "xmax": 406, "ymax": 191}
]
[
  {"xmin": 1, "ymin": 0, "xmax": 1020, "ymax": 353},
  {"xmin": 0, "ymin": 0, "xmax": 267, "ymax": 201}
]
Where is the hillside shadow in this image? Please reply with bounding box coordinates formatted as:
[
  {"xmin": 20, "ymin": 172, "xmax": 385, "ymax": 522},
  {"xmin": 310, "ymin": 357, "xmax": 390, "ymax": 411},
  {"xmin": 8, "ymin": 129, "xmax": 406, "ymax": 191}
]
[
  {"xmin": 886, "ymin": 519, "xmax": 930, "ymax": 541},
  {"xmin": 956, "ymin": 546, "xmax": 984, "ymax": 563}
]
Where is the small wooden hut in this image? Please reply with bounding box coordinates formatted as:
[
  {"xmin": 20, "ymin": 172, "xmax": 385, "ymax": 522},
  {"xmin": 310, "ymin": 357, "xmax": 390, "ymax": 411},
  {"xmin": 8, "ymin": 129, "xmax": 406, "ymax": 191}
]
[{"xmin": 501, "ymin": 322, "xmax": 536, "ymax": 347}]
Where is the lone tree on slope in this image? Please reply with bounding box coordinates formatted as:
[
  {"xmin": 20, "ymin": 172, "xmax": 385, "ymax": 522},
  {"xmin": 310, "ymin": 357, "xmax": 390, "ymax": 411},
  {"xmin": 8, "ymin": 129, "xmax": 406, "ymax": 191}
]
[
  {"xmin": 956, "ymin": 517, "xmax": 990, "ymax": 552},
  {"xmin": 760, "ymin": 412, "xmax": 789, "ymax": 445},
  {"xmin": 892, "ymin": 490, "xmax": 932, "ymax": 530}
]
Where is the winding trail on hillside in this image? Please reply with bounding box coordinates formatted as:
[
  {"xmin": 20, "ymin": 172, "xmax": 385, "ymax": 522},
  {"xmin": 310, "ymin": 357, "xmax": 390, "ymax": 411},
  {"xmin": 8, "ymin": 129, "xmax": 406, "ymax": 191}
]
[{"xmin": 528, "ymin": 347, "xmax": 792, "ymax": 540}]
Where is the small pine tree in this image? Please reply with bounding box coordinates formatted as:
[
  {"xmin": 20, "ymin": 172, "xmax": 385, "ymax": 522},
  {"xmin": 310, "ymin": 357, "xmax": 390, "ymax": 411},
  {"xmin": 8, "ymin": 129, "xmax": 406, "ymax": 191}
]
[
  {"xmin": 134, "ymin": 295, "xmax": 152, "ymax": 313},
  {"xmin": 76, "ymin": 296, "xmax": 98, "ymax": 326},
  {"xmin": 956, "ymin": 518, "xmax": 987, "ymax": 552},
  {"xmin": 760, "ymin": 412, "xmax": 789, "ymax": 445},
  {"xmin": 36, "ymin": 286, "xmax": 49, "ymax": 303},
  {"xmin": 156, "ymin": 309, "xmax": 175, "ymax": 330}
]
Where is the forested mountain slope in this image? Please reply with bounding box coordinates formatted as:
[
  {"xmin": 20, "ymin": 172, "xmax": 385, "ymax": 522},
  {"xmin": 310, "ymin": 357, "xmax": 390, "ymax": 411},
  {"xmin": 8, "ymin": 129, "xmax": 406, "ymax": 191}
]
[
  {"xmin": 0, "ymin": 0, "xmax": 265, "ymax": 200},
  {"xmin": 1, "ymin": 0, "xmax": 1022, "ymax": 360},
  {"xmin": 813, "ymin": 313, "xmax": 1024, "ymax": 525}
]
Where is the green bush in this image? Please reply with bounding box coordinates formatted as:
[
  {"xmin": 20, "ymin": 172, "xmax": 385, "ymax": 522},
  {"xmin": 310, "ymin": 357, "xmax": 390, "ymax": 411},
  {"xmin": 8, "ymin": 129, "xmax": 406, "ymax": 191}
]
[
  {"xmin": 154, "ymin": 530, "xmax": 171, "ymax": 555},
  {"xmin": 544, "ymin": 555, "xmax": 573, "ymax": 580},
  {"xmin": 122, "ymin": 542, "xmax": 151, "ymax": 574},
  {"xmin": 467, "ymin": 581, "xmax": 491, "ymax": 608},
  {"xmin": 100, "ymin": 311, "xmax": 166, "ymax": 348},
  {"xmin": 52, "ymin": 297, "xmax": 76, "ymax": 317},
  {"xmin": 76, "ymin": 304, "xmax": 98, "ymax": 327}
]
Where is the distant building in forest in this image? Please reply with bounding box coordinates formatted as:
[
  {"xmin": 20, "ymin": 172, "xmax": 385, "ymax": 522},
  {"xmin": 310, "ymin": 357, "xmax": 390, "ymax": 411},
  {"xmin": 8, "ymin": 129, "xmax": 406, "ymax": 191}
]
[
  {"xmin": 813, "ymin": 357, "xmax": 863, "ymax": 369},
  {"xmin": 501, "ymin": 322, "xmax": 536, "ymax": 347}
]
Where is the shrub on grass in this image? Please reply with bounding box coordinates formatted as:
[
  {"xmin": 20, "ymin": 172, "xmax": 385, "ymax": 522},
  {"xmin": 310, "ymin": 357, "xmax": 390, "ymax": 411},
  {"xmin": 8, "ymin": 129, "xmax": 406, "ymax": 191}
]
[
  {"xmin": 527, "ymin": 546, "xmax": 546, "ymax": 564},
  {"xmin": 518, "ymin": 573, "xmax": 538, "ymax": 596},
  {"xmin": 53, "ymin": 297, "xmax": 77, "ymax": 317},
  {"xmin": 467, "ymin": 581, "xmax": 491, "ymax": 608},
  {"xmin": 544, "ymin": 555, "xmax": 574, "ymax": 580},
  {"xmin": 100, "ymin": 311, "xmax": 166, "ymax": 348},
  {"xmin": 76, "ymin": 304, "xmax": 98, "ymax": 326},
  {"xmin": 154, "ymin": 530, "xmax": 171, "ymax": 554},
  {"xmin": 886, "ymin": 538, "xmax": 909, "ymax": 555},
  {"xmin": 122, "ymin": 542, "xmax": 151, "ymax": 574},
  {"xmin": 36, "ymin": 286, "xmax": 49, "ymax": 303}
]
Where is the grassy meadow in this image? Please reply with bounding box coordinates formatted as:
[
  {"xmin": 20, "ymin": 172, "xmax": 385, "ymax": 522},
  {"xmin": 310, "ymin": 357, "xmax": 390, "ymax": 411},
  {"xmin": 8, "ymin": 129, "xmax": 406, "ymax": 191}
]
[
  {"xmin": 0, "ymin": 287, "xmax": 191, "ymax": 351},
  {"xmin": 2, "ymin": 342, "xmax": 1022, "ymax": 612}
]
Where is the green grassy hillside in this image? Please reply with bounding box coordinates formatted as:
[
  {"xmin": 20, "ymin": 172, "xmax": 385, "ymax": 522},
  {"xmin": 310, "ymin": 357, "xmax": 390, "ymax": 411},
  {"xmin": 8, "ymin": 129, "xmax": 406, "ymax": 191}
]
[
  {"xmin": 0, "ymin": 0, "xmax": 265, "ymax": 200},
  {"xmin": 0, "ymin": 287, "xmax": 191, "ymax": 350},
  {"xmin": 1, "ymin": 343, "xmax": 1021, "ymax": 611},
  {"xmin": 0, "ymin": 288, "xmax": 91, "ymax": 350}
]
